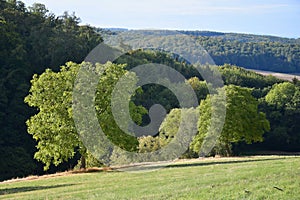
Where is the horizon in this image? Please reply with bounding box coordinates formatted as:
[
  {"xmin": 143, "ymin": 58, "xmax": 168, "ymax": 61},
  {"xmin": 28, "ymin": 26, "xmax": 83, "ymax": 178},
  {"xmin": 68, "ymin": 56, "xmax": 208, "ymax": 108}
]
[
  {"xmin": 21, "ymin": 0, "xmax": 300, "ymax": 39},
  {"xmin": 100, "ymin": 27, "xmax": 299, "ymax": 39}
]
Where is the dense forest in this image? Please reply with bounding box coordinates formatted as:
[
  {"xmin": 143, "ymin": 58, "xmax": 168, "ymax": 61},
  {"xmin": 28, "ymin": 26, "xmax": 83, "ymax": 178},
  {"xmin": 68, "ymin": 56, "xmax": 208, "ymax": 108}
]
[
  {"xmin": 0, "ymin": 0, "xmax": 102, "ymax": 181},
  {"xmin": 101, "ymin": 28, "xmax": 300, "ymax": 73},
  {"xmin": 0, "ymin": 0, "xmax": 300, "ymax": 181}
]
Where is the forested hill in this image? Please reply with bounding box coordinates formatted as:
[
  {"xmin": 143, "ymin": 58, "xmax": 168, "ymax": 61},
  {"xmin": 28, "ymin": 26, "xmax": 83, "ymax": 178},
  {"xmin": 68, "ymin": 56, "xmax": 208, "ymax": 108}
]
[
  {"xmin": 179, "ymin": 31, "xmax": 300, "ymax": 44},
  {"xmin": 0, "ymin": 0, "xmax": 102, "ymax": 181},
  {"xmin": 102, "ymin": 28, "xmax": 300, "ymax": 44},
  {"xmin": 198, "ymin": 36, "xmax": 300, "ymax": 73},
  {"xmin": 100, "ymin": 28, "xmax": 300, "ymax": 73}
]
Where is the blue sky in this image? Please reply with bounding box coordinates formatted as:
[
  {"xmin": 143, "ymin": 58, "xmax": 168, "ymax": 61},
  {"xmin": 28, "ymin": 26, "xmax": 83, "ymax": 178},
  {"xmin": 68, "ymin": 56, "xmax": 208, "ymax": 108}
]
[{"xmin": 22, "ymin": 0, "xmax": 300, "ymax": 38}]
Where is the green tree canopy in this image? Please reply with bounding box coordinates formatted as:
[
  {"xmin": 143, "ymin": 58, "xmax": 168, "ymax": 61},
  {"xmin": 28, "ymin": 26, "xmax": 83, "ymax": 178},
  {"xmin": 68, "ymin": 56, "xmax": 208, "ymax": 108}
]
[
  {"xmin": 191, "ymin": 85, "xmax": 270, "ymax": 156},
  {"xmin": 265, "ymin": 82, "xmax": 296, "ymax": 109},
  {"xmin": 25, "ymin": 62, "xmax": 146, "ymax": 170},
  {"xmin": 25, "ymin": 62, "xmax": 82, "ymax": 170},
  {"xmin": 186, "ymin": 77, "xmax": 209, "ymax": 101},
  {"xmin": 260, "ymin": 82, "xmax": 300, "ymax": 151}
]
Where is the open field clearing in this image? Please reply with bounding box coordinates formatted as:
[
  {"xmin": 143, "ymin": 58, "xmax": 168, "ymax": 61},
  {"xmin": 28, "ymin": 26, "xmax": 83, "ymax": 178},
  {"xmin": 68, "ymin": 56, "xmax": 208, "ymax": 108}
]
[
  {"xmin": 0, "ymin": 156, "xmax": 299, "ymax": 200},
  {"xmin": 249, "ymin": 69, "xmax": 300, "ymax": 81}
]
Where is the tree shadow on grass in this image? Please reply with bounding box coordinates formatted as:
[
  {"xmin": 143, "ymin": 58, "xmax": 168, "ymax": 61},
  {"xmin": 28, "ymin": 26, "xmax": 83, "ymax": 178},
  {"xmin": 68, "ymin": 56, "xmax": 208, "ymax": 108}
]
[
  {"xmin": 166, "ymin": 157, "xmax": 289, "ymax": 169},
  {"xmin": 119, "ymin": 156, "xmax": 291, "ymax": 171},
  {"xmin": 0, "ymin": 184, "xmax": 76, "ymax": 195}
]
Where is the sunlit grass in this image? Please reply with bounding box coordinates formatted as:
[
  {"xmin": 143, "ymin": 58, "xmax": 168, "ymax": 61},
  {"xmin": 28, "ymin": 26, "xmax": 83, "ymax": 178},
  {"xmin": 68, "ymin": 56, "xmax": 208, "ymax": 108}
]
[{"xmin": 0, "ymin": 156, "xmax": 299, "ymax": 200}]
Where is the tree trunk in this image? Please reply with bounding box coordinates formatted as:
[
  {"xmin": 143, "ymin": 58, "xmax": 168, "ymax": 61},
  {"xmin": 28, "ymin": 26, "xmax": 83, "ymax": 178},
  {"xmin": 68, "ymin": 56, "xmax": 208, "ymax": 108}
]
[
  {"xmin": 225, "ymin": 142, "xmax": 232, "ymax": 157},
  {"xmin": 80, "ymin": 155, "xmax": 86, "ymax": 169}
]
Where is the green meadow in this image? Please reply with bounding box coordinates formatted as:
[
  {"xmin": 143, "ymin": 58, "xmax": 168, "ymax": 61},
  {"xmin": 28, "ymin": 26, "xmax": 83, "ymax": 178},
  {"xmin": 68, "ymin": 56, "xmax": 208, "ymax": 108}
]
[{"xmin": 1, "ymin": 156, "xmax": 299, "ymax": 200}]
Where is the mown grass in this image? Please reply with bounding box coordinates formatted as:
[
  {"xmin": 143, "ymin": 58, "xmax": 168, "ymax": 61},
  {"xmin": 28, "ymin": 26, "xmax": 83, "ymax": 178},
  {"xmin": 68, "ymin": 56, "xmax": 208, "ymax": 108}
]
[{"xmin": 0, "ymin": 156, "xmax": 299, "ymax": 200}]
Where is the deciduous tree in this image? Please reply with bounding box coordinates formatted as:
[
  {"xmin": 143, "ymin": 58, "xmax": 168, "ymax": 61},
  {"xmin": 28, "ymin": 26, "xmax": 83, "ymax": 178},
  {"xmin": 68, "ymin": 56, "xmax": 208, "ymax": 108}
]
[
  {"xmin": 191, "ymin": 85, "xmax": 270, "ymax": 156},
  {"xmin": 25, "ymin": 62, "xmax": 146, "ymax": 170}
]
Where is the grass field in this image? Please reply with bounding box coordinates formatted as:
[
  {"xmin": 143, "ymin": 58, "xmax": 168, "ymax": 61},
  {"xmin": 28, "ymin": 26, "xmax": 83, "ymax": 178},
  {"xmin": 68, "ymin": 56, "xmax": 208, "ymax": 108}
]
[
  {"xmin": 249, "ymin": 69, "xmax": 300, "ymax": 81},
  {"xmin": 0, "ymin": 156, "xmax": 299, "ymax": 200}
]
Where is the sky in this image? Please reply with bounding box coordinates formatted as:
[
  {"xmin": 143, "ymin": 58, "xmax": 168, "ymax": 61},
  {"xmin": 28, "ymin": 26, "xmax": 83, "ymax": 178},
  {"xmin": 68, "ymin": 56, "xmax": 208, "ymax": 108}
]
[{"xmin": 22, "ymin": 0, "xmax": 300, "ymax": 38}]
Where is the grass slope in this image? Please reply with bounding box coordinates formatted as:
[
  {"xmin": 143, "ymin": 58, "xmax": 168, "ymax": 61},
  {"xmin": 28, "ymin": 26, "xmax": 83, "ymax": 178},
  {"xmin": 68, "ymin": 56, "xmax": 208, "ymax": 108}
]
[{"xmin": 0, "ymin": 156, "xmax": 299, "ymax": 200}]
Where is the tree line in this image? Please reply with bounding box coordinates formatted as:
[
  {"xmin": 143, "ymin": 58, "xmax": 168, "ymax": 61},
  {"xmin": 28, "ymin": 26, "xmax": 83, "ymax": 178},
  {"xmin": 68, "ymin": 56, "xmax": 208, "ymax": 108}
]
[{"xmin": 24, "ymin": 51, "xmax": 300, "ymax": 172}]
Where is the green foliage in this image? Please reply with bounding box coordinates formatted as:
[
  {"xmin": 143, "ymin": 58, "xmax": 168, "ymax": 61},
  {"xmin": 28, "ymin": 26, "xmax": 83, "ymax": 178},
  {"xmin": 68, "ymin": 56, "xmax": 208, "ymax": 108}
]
[
  {"xmin": 196, "ymin": 36, "xmax": 300, "ymax": 73},
  {"xmin": 158, "ymin": 108, "xmax": 199, "ymax": 157},
  {"xmin": 25, "ymin": 62, "xmax": 82, "ymax": 170},
  {"xmin": 138, "ymin": 136, "xmax": 162, "ymax": 153},
  {"xmin": 94, "ymin": 62, "xmax": 145, "ymax": 152},
  {"xmin": 74, "ymin": 151, "xmax": 103, "ymax": 169},
  {"xmin": 180, "ymin": 30, "xmax": 300, "ymax": 44},
  {"xmin": 115, "ymin": 49, "xmax": 200, "ymax": 79},
  {"xmin": 186, "ymin": 77, "xmax": 209, "ymax": 101},
  {"xmin": 219, "ymin": 64, "xmax": 282, "ymax": 89},
  {"xmin": 265, "ymin": 82, "xmax": 296, "ymax": 109},
  {"xmin": 189, "ymin": 96, "xmax": 212, "ymax": 155},
  {"xmin": 0, "ymin": 0, "xmax": 102, "ymax": 180},
  {"xmin": 115, "ymin": 50, "xmax": 202, "ymax": 114},
  {"xmin": 159, "ymin": 108, "xmax": 181, "ymax": 145},
  {"xmin": 191, "ymin": 85, "xmax": 270, "ymax": 156},
  {"xmin": 222, "ymin": 85, "xmax": 270, "ymax": 143},
  {"xmin": 137, "ymin": 107, "xmax": 199, "ymax": 157},
  {"xmin": 259, "ymin": 82, "xmax": 300, "ymax": 151},
  {"xmin": 25, "ymin": 62, "xmax": 146, "ymax": 170},
  {"xmin": 113, "ymin": 30, "xmax": 300, "ymax": 73}
]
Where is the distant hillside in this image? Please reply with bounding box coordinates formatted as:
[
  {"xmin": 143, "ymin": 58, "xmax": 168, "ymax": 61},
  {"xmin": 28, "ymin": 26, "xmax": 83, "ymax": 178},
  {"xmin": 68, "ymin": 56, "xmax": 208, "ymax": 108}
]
[
  {"xmin": 198, "ymin": 36, "xmax": 300, "ymax": 73},
  {"xmin": 98, "ymin": 29, "xmax": 300, "ymax": 44},
  {"xmin": 179, "ymin": 30, "xmax": 300, "ymax": 44},
  {"xmin": 100, "ymin": 29, "xmax": 300, "ymax": 73}
]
